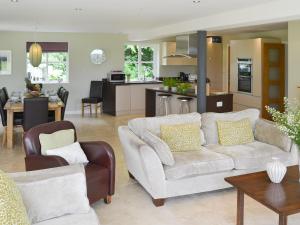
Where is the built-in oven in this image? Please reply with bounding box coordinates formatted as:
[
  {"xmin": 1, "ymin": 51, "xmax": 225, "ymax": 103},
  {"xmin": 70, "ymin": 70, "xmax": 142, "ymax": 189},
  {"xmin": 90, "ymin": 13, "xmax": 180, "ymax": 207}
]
[{"xmin": 237, "ymin": 58, "xmax": 252, "ymax": 93}]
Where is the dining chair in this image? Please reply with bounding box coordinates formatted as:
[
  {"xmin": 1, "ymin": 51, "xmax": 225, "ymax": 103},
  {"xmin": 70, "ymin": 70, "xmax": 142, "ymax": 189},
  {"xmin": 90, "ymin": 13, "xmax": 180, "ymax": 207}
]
[
  {"xmin": 57, "ymin": 86, "xmax": 64, "ymax": 98},
  {"xmin": 0, "ymin": 89, "xmax": 23, "ymax": 147},
  {"xmin": 23, "ymin": 97, "xmax": 49, "ymax": 132},
  {"xmin": 60, "ymin": 89, "xmax": 69, "ymax": 120},
  {"xmin": 2, "ymin": 87, "xmax": 9, "ymax": 102},
  {"xmin": 81, "ymin": 81, "xmax": 103, "ymax": 117}
]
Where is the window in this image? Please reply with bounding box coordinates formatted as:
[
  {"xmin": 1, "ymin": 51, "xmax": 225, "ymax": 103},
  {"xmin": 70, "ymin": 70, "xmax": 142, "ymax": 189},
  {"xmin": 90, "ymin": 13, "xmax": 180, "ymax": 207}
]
[
  {"xmin": 26, "ymin": 42, "xmax": 69, "ymax": 84},
  {"xmin": 124, "ymin": 44, "xmax": 158, "ymax": 80}
]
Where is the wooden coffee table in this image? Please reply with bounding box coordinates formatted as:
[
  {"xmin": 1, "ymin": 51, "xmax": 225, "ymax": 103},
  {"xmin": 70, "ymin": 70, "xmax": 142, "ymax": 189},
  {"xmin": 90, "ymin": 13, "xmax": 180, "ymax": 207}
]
[{"xmin": 225, "ymin": 166, "xmax": 300, "ymax": 225}]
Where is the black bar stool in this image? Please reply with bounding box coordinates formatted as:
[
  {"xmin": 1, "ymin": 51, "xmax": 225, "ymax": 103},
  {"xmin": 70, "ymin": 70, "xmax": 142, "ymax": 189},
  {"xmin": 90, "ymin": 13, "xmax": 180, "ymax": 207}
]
[
  {"xmin": 177, "ymin": 97, "xmax": 193, "ymax": 114},
  {"xmin": 158, "ymin": 93, "xmax": 172, "ymax": 116}
]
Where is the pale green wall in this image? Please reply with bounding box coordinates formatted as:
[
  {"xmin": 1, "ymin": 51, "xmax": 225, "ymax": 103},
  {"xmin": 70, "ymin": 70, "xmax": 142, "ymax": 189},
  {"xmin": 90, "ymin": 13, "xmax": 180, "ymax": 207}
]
[
  {"xmin": 288, "ymin": 21, "xmax": 300, "ymax": 100},
  {"xmin": 0, "ymin": 31, "xmax": 128, "ymax": 113}
]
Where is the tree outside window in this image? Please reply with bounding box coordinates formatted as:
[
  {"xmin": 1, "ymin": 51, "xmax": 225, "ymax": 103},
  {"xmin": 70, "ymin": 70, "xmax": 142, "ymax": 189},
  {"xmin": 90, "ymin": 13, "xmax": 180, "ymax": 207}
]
[{"xmin": 124, "ymin": 44, "xmax": 158, "ymax": 80}]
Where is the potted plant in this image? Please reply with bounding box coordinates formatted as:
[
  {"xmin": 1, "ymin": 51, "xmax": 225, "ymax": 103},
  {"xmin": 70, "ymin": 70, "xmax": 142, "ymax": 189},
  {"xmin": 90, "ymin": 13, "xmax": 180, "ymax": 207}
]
[
  {"xmin": 162, "ymin": 78, "xmax": 171, "ymax": 91},
  {"xmin": 169, "ymin": 78, "xmax": 179, "ymax": 92},
  {"xmin": 177, "ymin": 82, "xmax": 192, "ymax": 94},
  {"xmin": 266, "ymin": 97, "xmax": 300, "ymax": 157}
]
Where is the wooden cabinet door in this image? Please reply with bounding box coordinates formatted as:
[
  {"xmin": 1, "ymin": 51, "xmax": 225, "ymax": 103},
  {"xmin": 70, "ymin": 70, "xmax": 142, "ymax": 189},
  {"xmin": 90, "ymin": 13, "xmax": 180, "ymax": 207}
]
[{"xmin": 262, "ymin": 43, "xmax": 285, "ymax": 120}]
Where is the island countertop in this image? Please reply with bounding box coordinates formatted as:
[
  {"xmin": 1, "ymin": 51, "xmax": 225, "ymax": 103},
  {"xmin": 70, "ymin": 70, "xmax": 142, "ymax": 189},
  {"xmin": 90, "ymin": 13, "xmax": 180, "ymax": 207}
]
[
  {"xmin": 145, "ymin": 88, "xmax": 233, "ymax": 117},
  {"xmin": 146, "ymin": 87, "xmax": 231, "ymax": 98}
]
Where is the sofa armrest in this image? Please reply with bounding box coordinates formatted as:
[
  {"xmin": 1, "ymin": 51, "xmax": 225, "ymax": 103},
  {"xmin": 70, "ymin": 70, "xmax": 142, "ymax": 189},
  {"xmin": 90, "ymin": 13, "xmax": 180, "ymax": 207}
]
[
  {"xmin": 25, "ymin": 155, "xmax": 69, "ymax": 171},
  {"xmin": 118, "ymin": 126, "xmax": 166, "ymax": 198},
  {"xmin": 80, "ymin": 141, "xmax": 115, "ymax": 195},
  {"xmin": 254, "ymin": 119, "xmax": 292, "ymax": 152}
]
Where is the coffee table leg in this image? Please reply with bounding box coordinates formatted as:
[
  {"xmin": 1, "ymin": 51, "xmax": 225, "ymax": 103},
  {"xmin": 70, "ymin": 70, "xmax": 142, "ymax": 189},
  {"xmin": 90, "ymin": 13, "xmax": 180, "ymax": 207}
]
[
  {"xmin": 237, "ymin": 189, "xmax": 244, "ymax": 225},
  {"xmin": 279, "ymin": 214, "xmax": 287, "ymax": 225}
]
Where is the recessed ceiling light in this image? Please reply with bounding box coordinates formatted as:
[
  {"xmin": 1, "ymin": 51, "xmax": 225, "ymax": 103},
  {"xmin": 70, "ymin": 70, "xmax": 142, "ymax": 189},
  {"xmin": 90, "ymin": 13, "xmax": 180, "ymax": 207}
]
[
  {"xmin": 193, "ymin": 0, "xmax": 201, "ymax": 3},
  {"xmin": 10, "ymin": 0, "xmax": 19, "ymax": 3},
  {"xmin": 74, "ymin": 8, "xmax": 83, "ymax": 12}
]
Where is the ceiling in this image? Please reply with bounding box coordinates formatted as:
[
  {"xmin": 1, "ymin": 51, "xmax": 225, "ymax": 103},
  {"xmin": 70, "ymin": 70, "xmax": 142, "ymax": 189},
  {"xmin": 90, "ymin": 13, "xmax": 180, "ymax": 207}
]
[{"xmin": 0, "ymin": 0, "xmax": 276, "ymax": 35}]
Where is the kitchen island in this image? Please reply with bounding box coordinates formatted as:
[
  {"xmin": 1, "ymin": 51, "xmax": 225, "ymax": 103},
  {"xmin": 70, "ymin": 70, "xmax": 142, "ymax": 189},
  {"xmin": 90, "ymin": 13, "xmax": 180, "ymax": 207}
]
[
  {"xmin": 102, "ymin": 80, "xmax": 162, "ymax": 116},
  {"xmin": 145, "ymin": 88, "xmax": 233, "ymax": 117}
]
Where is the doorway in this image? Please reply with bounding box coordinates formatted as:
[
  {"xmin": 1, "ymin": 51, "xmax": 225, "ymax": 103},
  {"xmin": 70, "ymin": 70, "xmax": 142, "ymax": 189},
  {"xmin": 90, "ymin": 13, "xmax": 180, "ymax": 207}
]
[{"xmin": 262, "ymin": 43, "xmax": 285, "ymax": 120}]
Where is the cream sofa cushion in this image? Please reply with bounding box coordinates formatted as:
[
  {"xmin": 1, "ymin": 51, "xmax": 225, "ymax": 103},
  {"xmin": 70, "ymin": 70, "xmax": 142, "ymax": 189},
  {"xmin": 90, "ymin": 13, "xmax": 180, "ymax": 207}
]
[
  {"xmin": 128, "ymin": 113, "xmax": 202, "ymax": 138},
  {"xmin": 255, "ymin": 119, "xmax": 292, "ymax": 152},
  {"xmin": 34, "ymin": 209, "xmax": 99, "ymax": 225},
  {"xmin": 164, "ymin": 149, "xmax": 234, "ymax": 180},
  {"xmin": 39, "ymin": 129, "xmax": 75, "ymax": 155},
  {"xmin": 202, "ymin": 109, "xmax": 260, "ymax": 145},
  {"xmin": 142, "ymin": 130, "xmax": 175, "ymax": 166},
  {"xmin": 11, "ymin": 165, "xmax": 90, "ymax": 224},
  {"xmin": 206, "ymin": 141, "xmax": 293, "ymax": 170}
]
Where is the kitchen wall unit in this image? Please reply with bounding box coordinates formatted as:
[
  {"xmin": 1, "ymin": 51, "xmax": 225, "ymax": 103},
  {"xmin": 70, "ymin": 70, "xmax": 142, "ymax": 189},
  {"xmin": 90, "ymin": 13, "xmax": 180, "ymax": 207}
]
[
  {"xmin": 229, "ymin": 38, "xmax": 281, "ymax": 111},
  {"xmin": 160, "ymin": 42, "xmax": 197, "ymax": 66},
  {"xmin": 103, "ymin": 82, "xmax": 162, "ymax": 116}
]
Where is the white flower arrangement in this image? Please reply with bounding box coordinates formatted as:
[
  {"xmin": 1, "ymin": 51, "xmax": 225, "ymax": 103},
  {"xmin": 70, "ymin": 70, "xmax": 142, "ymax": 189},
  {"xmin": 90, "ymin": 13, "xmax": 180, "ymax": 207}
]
[{"xmin": 266, "ymin": 97, "xmax": 300, "ymax": 147}]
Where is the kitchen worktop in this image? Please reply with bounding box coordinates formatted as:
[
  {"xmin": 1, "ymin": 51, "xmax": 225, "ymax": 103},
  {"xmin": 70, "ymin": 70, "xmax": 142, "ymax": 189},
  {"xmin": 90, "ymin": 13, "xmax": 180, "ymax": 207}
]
[
  {"xmin": 105, "ymin": 80, "xmax": 162, "ymax": 85},
  {"xmin": 146, "ymin": 87, "xmax": 231, "ymax": 98}
]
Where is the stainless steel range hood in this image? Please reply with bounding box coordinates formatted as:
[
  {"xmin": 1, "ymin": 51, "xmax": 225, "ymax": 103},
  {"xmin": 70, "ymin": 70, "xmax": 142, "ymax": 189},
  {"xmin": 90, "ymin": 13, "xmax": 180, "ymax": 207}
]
[{"xmin": 164, "ymin": 34, "xmax": 198, "ymax": 59}]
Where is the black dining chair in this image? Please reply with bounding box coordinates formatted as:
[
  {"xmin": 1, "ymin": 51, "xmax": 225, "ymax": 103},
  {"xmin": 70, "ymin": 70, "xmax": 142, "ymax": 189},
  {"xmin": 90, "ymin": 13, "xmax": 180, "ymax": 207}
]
[
  {"xmin": 0, "ymin": 89, "xmax": 23, "ymax": 146},
  {"xmin": 57, "ymin": 86, "xmax": 64, "ymax": 98},
  {"xmin": 60, "ymin": 89, "xmax": 69, "ymax": 120},
  {"xmin": 2, "ymin": 87, "xmax": 9, "ymax": 102},
  {"xmin": 48, "ymin": 87, "xmax": 69, "ymax": 122},
  {"xmin": 81, "ymin": 81, "xmax": 103, "ymax": 117},
  {"xmin": 23, "ymin": 97, "xmax": 49, "ymax": 132}
]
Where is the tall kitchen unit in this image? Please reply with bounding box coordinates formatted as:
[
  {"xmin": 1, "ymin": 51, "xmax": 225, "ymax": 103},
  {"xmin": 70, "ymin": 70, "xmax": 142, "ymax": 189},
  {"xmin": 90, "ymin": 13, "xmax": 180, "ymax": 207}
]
[{"xmin": 229, "ymin": 38, "xmax": 286, "ymax": 119}]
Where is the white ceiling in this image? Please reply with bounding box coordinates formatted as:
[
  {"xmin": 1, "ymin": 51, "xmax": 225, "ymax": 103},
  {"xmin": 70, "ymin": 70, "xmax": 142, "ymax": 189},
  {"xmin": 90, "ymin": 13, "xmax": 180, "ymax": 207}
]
[{"xmin": 0, "ymin": 0, "xmax": 276, "ymax": 35}]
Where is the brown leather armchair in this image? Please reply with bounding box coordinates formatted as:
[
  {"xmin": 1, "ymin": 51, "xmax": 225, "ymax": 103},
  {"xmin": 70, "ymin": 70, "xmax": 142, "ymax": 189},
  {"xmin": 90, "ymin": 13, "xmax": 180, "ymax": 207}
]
[{"xmin": 23, "ymin": 121, "xmax": 115, "ymax": 204}]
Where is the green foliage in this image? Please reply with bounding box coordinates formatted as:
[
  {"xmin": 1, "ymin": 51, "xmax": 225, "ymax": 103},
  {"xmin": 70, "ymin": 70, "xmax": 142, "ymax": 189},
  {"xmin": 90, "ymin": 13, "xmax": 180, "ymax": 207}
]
[
  {"xmin": 177, "ymin": 82, "xmax": 192, "ymax": 94},
  {"xmin": 163, "ymin": 78, "xmax": 179, "ymax": 87},
  {"xmin": 266, "ymin": 98, "xmax": 300, "ymax": 147},
  {"xmin": 124, "ymin": 45, "xmax": 154, "ymax": 80}
]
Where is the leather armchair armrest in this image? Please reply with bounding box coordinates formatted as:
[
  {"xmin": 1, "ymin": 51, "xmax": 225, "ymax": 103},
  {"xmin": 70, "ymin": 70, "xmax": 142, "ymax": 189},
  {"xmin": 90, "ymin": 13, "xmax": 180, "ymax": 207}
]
[
  {"xmin": 80, "ymin": 141, "xmax": 115, "ymax": 194},
  {"xmin": 25, "ymin": 155, "xmax": 69, "ymax": 171}
]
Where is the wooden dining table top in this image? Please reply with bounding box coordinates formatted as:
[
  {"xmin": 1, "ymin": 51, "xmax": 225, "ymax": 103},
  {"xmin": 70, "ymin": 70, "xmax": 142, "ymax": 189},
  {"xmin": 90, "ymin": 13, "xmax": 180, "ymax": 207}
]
[{"xmin": 4, "ymin": 99, "xmax": 64, "ymax": 111}]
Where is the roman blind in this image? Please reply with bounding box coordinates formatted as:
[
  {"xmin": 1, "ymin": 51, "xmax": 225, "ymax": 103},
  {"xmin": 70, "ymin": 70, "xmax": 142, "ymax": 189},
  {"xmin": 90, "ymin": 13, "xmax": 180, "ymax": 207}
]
[{"xmin": 26, "ymin": 42, "xmax": 68, "ymax": 52}]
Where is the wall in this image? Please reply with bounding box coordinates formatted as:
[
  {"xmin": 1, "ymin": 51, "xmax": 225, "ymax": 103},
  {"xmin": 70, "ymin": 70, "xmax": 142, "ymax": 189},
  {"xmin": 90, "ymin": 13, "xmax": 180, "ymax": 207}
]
[
  {"xmin": 0, "ymin": 31, "xmax": 127, "ymax": 113},
  {"xmin": 288, "ymin": 21, "xmax": 300, "ymax": 100},
  {"xmin": 159, "ymin": 65, "xmax": 197, "ymax": 78}
]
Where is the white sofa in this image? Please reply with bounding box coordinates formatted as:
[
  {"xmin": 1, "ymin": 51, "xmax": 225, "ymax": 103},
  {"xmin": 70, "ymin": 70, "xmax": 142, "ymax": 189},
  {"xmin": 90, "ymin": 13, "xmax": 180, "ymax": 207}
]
[
  {"xmin": 118, "ymin": 109, "xmax": 298, "ymax": 206},
  {"xmin": 9, "ymin": 165, "xmax": 100, "ymax": 225}
]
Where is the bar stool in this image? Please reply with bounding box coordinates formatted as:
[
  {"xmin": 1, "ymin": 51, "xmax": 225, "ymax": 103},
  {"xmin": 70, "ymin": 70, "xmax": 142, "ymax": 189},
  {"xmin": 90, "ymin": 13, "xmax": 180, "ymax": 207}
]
[
  {"xmin": 177, "ymin": 97, "xmax": 193, "ymax": 114},
  {"xmin": 158, "ymin": 93, "xmax": 172, "ymax": 116}
]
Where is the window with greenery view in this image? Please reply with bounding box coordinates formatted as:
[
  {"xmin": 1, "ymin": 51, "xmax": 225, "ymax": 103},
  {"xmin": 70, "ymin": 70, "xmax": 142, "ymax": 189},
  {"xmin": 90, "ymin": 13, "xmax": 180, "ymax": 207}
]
[
  {"xmin": 26, "ymin": 42, "xmax": 69, "ymax": 84},
  {"xmin": 124, "ymin": 44, "xmax": 158, "ymax": 80}
]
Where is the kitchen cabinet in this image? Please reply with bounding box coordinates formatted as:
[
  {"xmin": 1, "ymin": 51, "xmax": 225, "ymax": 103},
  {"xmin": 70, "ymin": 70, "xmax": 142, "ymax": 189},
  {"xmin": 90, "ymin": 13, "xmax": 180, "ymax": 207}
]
[
  {"xmin": 103, "ymin": 82, "xmax": 162, "ymax": 116},
  {"xmin": 160, "ymin": 42, "xmax": 197, "ymax": 66}
]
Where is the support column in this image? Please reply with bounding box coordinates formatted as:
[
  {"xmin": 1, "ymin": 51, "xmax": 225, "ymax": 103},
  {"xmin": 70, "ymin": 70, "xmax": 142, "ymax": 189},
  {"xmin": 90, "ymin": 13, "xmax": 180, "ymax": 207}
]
[{"xmin": 197, "ymin": 30, "xmax": 207, "ymax": 113}]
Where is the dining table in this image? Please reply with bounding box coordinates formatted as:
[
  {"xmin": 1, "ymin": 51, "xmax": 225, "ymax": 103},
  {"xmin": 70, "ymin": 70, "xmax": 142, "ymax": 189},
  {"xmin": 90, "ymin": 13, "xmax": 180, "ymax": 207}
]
[{"xmin": 4, "ymin": 96, "xmax": 64, "ymax": 149}]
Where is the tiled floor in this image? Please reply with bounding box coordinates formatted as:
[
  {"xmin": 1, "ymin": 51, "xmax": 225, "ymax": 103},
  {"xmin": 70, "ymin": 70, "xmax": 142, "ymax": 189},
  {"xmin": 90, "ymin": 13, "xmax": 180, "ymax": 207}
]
[{"xmin": 1, "ymin": 114, "xmax": 300, "ymax": 225}]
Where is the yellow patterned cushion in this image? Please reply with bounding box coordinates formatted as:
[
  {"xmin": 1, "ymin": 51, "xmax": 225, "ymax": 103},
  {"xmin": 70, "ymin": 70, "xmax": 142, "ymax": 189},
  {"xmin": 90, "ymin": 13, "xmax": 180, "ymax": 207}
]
[
  {"xmin": 0, "ymin": 170, "xmax": 30, "ymax": 225},
  {"xmin": 217, "ymin": 118, "xmax": 254, "ymax": 146},
  {"xmin": 160, "ymin": 123, "xmax": 202, "ymax": 152}
]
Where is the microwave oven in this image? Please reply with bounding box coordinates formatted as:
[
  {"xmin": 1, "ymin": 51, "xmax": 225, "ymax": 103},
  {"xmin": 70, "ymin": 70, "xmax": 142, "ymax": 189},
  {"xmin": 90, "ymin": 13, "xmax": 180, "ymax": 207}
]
[{"xmin": 107, "ymin": 71, "xmax": 126, "ymax": 82}]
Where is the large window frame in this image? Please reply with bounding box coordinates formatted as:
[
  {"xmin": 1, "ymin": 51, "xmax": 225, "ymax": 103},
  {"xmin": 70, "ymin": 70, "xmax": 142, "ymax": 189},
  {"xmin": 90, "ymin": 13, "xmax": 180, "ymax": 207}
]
[
  {"xmin": 124, "ymin": 43, "xmax": 159, "ymax": 81},
  {"xmin": 26, "ymin": 42, "xmax": 69, "ymax": 84}
]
